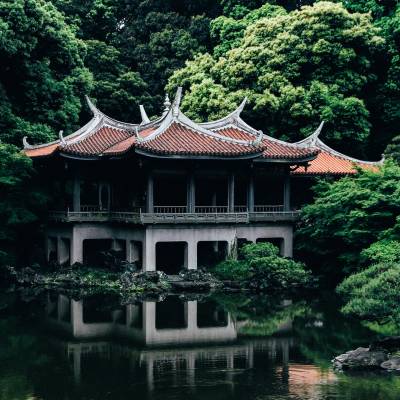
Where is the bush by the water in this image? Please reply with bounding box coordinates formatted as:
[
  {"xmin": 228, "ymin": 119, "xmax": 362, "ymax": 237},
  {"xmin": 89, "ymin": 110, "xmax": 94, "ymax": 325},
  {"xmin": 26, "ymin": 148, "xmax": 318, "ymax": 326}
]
[
  {"xmin": 213, "ymin": 243, "xmax": 312, "ymax": 291},
  {"xmin": 337, "ymin": 240, "xmax": 400, "ymax": 325}
]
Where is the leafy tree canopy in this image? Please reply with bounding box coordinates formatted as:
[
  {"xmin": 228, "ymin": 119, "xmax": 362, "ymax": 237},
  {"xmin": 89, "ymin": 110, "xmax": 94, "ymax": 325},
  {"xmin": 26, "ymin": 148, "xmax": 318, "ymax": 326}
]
[
  {"xmin": 0, "ymin": 143, "xmax": 47, "ymax": 265},
  {"xmin": 168, "ymin": 2, "xmax": 388, "ymax": 157},
  {"xmin": 213, "ymin": 242, "xmax": 312, "ymax": 291},
  {"xmin": 385, "ymin": 134, "xmax": 400, "ymax": 163},
  {"xmin": 297, "ymin": 161, "xmax": 400, "ymax": 277},
  {"xmin": 0, "ymin": 0, "xmax": 92, "ymax": 146}
]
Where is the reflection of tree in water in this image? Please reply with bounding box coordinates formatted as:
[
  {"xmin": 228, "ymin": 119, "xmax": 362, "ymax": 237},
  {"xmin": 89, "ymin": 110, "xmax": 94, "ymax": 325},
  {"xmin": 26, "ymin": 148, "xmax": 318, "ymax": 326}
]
[
  {"xmin": 211, "ymin": 293, "xmax": 310, "ymax": 336},
  {"xmin": 291, "ymin": 294, "xmax": 379, "ymax": 368},
  {"xmin": 212, "ymin": 292, "xmax": 381, "ymax": 368},
  {"xmin": 0, "ymin": 318, "xmax": 74, "ymax": 400}
]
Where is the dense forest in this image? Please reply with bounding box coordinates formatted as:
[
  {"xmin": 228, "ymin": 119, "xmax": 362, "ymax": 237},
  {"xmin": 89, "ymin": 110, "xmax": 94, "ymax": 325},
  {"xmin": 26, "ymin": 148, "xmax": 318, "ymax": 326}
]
[{"xmin": 1, "ymin": 0, "xmax": 400, "ymax": 318}]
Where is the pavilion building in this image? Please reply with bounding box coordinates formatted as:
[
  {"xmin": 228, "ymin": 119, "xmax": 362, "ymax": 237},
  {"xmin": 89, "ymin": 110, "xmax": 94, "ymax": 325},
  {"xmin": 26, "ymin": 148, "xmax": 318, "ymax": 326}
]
[{"xmin": 24, "ymin": 88, "xmax": 381, "ymax": 273}]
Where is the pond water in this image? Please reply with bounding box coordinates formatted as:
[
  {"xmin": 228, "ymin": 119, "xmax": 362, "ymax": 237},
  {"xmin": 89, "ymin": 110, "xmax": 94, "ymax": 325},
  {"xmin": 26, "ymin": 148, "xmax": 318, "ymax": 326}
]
[{"xmin": 1, "ymin": 288, "xmax": 400, "ymax": 400}]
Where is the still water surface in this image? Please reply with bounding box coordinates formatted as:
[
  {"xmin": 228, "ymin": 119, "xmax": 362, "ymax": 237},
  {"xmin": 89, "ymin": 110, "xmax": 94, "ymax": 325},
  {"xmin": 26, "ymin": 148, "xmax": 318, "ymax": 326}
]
[{"xmin": 1, "ymin": 289, "xmax": 399, "ymax": 400}]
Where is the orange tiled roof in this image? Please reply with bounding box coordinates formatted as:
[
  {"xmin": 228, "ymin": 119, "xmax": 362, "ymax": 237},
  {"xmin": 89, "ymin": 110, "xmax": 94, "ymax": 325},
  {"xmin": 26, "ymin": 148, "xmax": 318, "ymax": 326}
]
[
  {"xmin": 24, "ymin": 143, "xmax": 59, "ymax": 158},
  {"xmin": 62, "ymin": 126, "xmax": 131, "ymax": 156},
  {"xmin": 23, "ymin": 88, "xmax": 380, "ymax": 172},
  {"xmin": 292, "ymin": 149, "xmax": 379, "ymax": 175},
  {"xmin": 136, "ymin": 122, "xmax": 263, "ymax": 157}
]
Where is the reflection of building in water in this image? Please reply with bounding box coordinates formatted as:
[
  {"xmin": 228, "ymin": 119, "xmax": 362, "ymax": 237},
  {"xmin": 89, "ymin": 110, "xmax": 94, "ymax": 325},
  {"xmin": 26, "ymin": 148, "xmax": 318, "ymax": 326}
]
[
  {"xmin": 46, "ymin": 294, "xmax": 237, "ymax": 345},
  {"xmin": 46, "ymin": 294, "xmax": 296, "ymax": 392}
]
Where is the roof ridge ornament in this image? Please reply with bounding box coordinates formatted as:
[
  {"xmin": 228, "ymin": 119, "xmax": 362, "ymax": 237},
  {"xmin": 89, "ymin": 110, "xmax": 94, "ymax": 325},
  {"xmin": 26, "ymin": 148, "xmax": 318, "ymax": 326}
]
[
  {"xmin": 234, "ymin": 97, "xmax": 247, "ymax": 118},
  {"xmin": 22, "ymin": 136, "xmax": 33, "ymax": 149},
  {"xmin": 85, "ymin": 95, "xmax": 101, "ymax": 116},
  {"xmin": 252, "ymin": 130, "xmax": 263, "ymax": 146},
  {"xmin": 310, "ymin": 121, "xmax": 324, "ymax": 146},
  {"xmin": 172, "ymin": 87, "xmax": 182, "ymax": 117},
  {"xmin": 163, "ymin": 93, "xmax": 171, "ymax": 116},
  {"xmin": 139, "ymin": 105, "xmax": 151, "ymax": 124},
  {"xmin": 59, "ymin": 130, "xmax": 66, "ymax": 146}
]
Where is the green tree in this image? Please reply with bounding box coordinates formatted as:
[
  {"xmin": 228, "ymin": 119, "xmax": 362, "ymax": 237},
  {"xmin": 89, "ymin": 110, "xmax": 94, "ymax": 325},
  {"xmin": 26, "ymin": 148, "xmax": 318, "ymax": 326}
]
[
  {"xmin": 53, "ymin": 0, "xmax": 220, "ymax": 118},
  {"xmin": 385, "ymin": 134, "xmax": 400, "ymax": 163},
  {"xmin": 0, "ymin": 0, "xmax": 92, "ymax": 145},
  {"xmin": 168, "ymin": 2, "xmax": 385, "ymax": 156},
  {"xmin": 214, "ymin": 242, "xmax": 312, "ymax": 291},
  {"xmin": 337, "ymin": 261, "xmax": 400, "ymax": 325},
  {"xmin": 297, "ymin": 161, "xmax": 400, "ymax": 277},
  {"xmin": 0, "ymin": 143, "xmax": 47, "ymax": 265}
]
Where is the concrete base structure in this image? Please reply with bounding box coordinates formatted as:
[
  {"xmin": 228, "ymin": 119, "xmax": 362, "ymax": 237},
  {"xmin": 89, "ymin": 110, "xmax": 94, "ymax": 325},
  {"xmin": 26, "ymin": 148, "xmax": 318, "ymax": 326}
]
[{"xmin": 46, "ymin": 222, "xmax": 293, "ymax": 271}]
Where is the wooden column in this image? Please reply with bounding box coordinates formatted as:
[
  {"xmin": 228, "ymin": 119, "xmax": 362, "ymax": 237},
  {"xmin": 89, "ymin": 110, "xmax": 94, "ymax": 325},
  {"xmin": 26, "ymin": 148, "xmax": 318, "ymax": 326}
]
[
  {"xmin": 73, "ymin": 177, "xmax": 81, "ymax": 212},
  {"xmin": 146, "ymin": 172, "xmax": 154, "ymax": 213},
  {"xmin": 247, "ymin": 175, "xmax": 254, "ymax": 212},
  {"xmin": 228, "ymin": 173, "xmax": 235, "ymax": 213},
  {"xmin": 284, "ymin": 175, "xmax": 291, "ymax": 212}
]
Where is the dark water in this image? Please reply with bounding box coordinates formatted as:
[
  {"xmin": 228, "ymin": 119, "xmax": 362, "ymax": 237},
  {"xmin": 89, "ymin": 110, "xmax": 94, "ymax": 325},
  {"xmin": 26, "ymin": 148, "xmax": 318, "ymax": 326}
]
[{"xmin": 1, "ymin": 289, "xmax": 400, "ymax": 400}]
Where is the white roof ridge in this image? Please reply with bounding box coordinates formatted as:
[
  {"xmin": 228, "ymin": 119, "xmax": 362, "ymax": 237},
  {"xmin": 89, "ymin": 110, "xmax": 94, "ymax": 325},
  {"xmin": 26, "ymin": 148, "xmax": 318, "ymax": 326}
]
[
  {"xmin": 138, "ymin": 87, "xmax": 259, "ymax": 146},
  {"xmin": 316, "ymin": 138, "xmax": 382, "ymax": 165},
  {"xmin": 199, "ymin": 98, "xmax": 248, "ymax": 129},
  {"xmin": 294, "ymin": 121, "xmax": 381, "ymax": 164},
  {"xmin": 85, "ymin": 96, "xmax": 139, "ymax": 131}
]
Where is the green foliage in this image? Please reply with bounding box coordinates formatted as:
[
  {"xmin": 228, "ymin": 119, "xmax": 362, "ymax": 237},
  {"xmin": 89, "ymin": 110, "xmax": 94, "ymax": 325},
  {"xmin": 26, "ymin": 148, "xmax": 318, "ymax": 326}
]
[
  {"xmin": 211, "ymin": 4, "xmax": 287, "ymax": 58},
  {"xmin": 361, "ymin": 240, "xmax": 400, "ymax": 264},
  {"xmin": 169, "ymin": 2, "xmax": 386, "ymax": 155},
  {"xmin": 337, "ymin": 239, "xmax": 400, "ymax": 326},
  {"xmin": 240, "ymin": 242, "xmax": 280, "ymax": 259},
  {"xmin": 247, "ymin": 255, "xmax": 312, "ymax": 291},
  {"xmin": 297, "ymin": 161, "xmax": 400, "ymax": 276},
  {"xmin": 0, "ymin": 0, "xmax": 92, "ymax": 145},
  {"xmin": 385, "ymin": 135, "xmax": 400, "ymax": 163},
  {"xmin": 53, "ymin": 0, "xmax": 220, "ymax": 120},
  {"xmin": 212, "ymin": 259, "xmax": 251, "ymax": 281},
  {"xmin": 213, "ymin": 243, "xmax": 312, "ymax": 291},
  {"xmin": 337, "ymin": 262, "xmax": 400, "ymax": 325},
  {"xmin": 0, "ymin": 143, "xmax": 47, "ymax": 265}
]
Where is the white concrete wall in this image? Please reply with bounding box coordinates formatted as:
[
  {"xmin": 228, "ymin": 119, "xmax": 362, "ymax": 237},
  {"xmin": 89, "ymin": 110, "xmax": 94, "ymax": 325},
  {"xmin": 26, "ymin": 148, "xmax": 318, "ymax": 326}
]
[{"xmin": 46, "ymin": 222, "xmax": 293, "ymax": 269}]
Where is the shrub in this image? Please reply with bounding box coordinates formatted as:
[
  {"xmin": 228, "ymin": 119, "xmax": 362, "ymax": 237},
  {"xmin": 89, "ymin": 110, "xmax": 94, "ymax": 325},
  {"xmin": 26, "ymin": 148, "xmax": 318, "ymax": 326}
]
[
  {"xmin": 337, "ymin": 262, "xmax": 400, "ymax": 324},
  {"xmin": 213, "ymin": 243, "xmax": 312, "ymax": 291}
]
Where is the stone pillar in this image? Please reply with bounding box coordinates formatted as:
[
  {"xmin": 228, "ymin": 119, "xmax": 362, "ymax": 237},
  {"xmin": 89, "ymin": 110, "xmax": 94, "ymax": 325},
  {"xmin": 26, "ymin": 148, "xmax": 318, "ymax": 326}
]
[
  {"xmin": 283, "ymin": 175, "xmax": 291, "ymax": 211},
  {"xmin": 73, "ymin": 178, "xmax": 81, "ymax": 212},
  {"xmin": 187, "ymin": 301, "xmax": 197, "ymax": 329},
  {"xmin": 57, "ymin": 294, "xmax": 70, "ymax": 322},
  {"xmin": 57, "ymin": 237, "xmax": 70, "ymax": 265},
  {"xmin": 146, "ymin": 172, "xmax": 154, "ymax": 213},
  {"xmin": 281, "ymin": 230, "xmax": 293, "ymax": 258},
  {"xmin": 228, "ymin": 173, "xmax": 235, "ymax": 213},
  {"xmin": 187, "ymin": 173, "xmax": 196, "ymax": 213},
  {"xmin": 71, "ymin": 230, "xmax": 83, "ymax": 264},
  {"xmin": 247, "ymin": 175, "xmax": 254, "ymax": 212},
  {"xmin": 143, "ymin": 301, "xmax": 156, "ymax": 344},
  {"xmin": 143, "ymin": 229, "xmax": 156, "ymax": 271},
  {"xmin": 185, "ymin": 241, "xmax": 197, "ymax": 270},
  {"xmin": 127, "ymin": 240, "xmax": 141, "ymax": 263}
]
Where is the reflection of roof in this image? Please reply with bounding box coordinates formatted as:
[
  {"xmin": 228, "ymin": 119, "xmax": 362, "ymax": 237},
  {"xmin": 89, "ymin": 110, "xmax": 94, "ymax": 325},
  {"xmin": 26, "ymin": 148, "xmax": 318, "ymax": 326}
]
[
  {"xmin": 292, "ymin": 122, "xmax": 382, "ymax": 175},
  {"xmin": 22, "ymin": 88, "xmax": 318, "ymax": 162}
]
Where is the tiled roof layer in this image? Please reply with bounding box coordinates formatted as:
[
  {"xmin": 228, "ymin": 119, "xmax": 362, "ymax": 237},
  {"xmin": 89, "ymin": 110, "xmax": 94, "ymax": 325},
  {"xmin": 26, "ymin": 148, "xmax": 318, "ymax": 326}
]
[
  {"xmin": 63, "ymin": 127, "xmax": 131, "ymax": 156},
  {"xmin": 136, "ymin": 122, "xmax": 263, "ymax": 156},
  {"xmin": 292, "ymin": 150, "xmax": 379, "ymax": 175}
]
